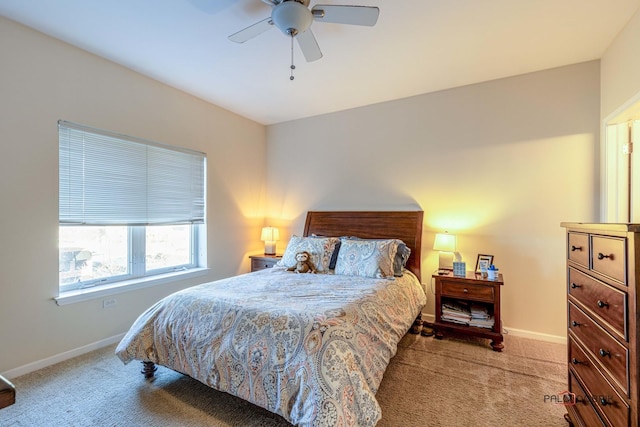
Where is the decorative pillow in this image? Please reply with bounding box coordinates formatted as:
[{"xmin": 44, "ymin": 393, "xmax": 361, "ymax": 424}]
[
  {"xmin": 339, "ymin": 237, "xmax": 411, "ymax": 276},
  {"xmin": 312, "ymin": 234, "xmax": 342, "ymax": 269},
  {"xmin": 329, "ymin": 240, "xmax": 341, "ymax": 269},
  {"xmin": 276, "ymin": 235, "xmax": 340, "ymax": 273},
  {"xmin": 334, "ymin": 238, "xmax": 399, "ymax": 279},
  {"xmin": 394, "ymin": 243, "xmax": 411, "ymax": 277}
]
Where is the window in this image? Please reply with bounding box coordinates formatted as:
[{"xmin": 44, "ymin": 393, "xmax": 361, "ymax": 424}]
[{"xmin": 58, "ymin": 121, "xmax": 206, "ymax": 296}]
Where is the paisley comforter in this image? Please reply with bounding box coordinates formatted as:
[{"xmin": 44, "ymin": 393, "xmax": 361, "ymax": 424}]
[{"xmin": 115, "ymin": 267, "xmax": 426, "ymax": 427}]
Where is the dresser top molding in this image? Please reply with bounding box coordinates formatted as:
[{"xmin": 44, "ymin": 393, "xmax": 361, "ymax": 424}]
[{"xmin": 561, "ymin": 222, "xmax": 640, "ymax": 232}]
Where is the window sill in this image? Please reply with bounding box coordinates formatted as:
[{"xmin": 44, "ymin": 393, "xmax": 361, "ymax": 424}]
[{"xmin": 54, "ymin": 267, "xmax": 209, "ymax": 306}]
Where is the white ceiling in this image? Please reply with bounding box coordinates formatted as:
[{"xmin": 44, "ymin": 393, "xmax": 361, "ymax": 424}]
[{"xmin": 1, "ymin": 0, "xmax": 639, "ymax": 125}]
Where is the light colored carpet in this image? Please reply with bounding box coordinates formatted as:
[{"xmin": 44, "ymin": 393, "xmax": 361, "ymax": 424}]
[{"xmin": 2, "ymin": 332, "xmax": 568, "ymax": 427}]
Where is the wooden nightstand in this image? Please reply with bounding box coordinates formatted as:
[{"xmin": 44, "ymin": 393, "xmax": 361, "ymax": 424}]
[
  {"xmin": 433, "ymin": 271, "xmax": 504, "ymax": 351},
  {"xmin": 249, "ymin": 254, "xmax": 282, "ymax": 272},
  {"xmin": 0, "ymin": 374, "xmax": 15, "ymax": 409}
]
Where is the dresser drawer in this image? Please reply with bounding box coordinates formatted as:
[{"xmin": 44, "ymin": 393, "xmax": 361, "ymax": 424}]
[
  {"xmin": 439, "ymin": 281, "xmax": 494, "ymax": 303},
  {"xmin": 569, "ymin": 372, "xmax": 606, "ymax": 427},
  {"xmin": 569, "ymin": 336, "xmax": 599, "ymax": 383},
  {"xmin": 569, "ymin": 337, "xmax": 629, "ymax": 427},
  {"xmin": 591, "ymin": 235, "xmax": 627, "ymax": 285},
  {"xmin": 568, "ymin": 268, "xmax": 627, "ymax": 341},
  {"xmin": 568, "ymin": 303, "xmax": 629, "ymax": 395},
  {"xmin": 569, "ymin": 232, "xmax": 589, "ymax": 268}
]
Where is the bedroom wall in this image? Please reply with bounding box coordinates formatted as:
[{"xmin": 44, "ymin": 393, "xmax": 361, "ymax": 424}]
[
  {"xmin": 0, "ymin": 17, "xmax": 266, "ymax": 375},
  {"xmin": 2, "ymin": 6, "xmax": 628, "ymax": 374},
  {"xmin": 266, "ymin": 61, "xmax": 601, "ymax": 341}
]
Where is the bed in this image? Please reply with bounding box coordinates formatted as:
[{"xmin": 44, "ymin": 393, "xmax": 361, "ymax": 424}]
[{"xmin": 116, "ymin": 211, "xmax": 426, "ymax": 427}]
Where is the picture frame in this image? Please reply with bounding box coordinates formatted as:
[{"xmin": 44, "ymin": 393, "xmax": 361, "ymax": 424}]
[{"xmin": 475, "ymin": 254, "xmax": 494, "ymax": 272}]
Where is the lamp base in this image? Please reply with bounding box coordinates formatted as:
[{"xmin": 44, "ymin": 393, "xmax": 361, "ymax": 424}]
[
  {"xmin": 438, "ymin": 251, "xmax": 454, "ymax": 273},
  {"xmin": 264, "ymin": 241, "xmax": 276, "ymax": 255}
]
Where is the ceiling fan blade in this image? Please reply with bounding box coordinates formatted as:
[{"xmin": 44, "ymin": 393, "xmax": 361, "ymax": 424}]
[
  {"xmin": 228, "ymin": 17, "xmax": 274, "ymax": 43},
  {"xmin": 296, "ymin": 28, "xmax": 323, "ymax": 62},
  {"xmin": 311, "ymin": 5, "xmax": 379, "ymax": 26}
]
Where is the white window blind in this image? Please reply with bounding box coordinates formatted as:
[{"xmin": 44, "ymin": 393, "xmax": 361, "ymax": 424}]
[{"xmin": 59, "ymin": 120, "xmax": 206, "ymax": 225}]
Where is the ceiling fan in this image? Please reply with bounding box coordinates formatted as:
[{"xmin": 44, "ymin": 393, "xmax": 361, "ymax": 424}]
[{"xmin": 229, "ymin": 0, "xmax": 379, "ymax": 78}]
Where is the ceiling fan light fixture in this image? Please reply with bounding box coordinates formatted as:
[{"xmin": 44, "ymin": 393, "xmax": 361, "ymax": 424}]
[{"xmin": 272, "ymin": 1, "xmax": 313, "ymax": 36}]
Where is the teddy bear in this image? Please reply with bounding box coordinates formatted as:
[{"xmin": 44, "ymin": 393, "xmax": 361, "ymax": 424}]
[{"xmin": 287, "ymin": 251, "xmax": 316, "ymax": 274}]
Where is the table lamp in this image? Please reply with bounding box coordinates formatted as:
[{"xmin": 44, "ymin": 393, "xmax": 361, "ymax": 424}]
[
  {"xmin": 433, "ymin": 232, "xmax": 456, "ymax": 274},
  {"xmin": 261, "ymin": 227, "xmax": 280, "ymax": 255}
]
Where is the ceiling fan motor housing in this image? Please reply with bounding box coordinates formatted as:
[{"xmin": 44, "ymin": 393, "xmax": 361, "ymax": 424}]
[{"xmin": 272, "ymin": 1, "xmax": 313, "ymax": 36}]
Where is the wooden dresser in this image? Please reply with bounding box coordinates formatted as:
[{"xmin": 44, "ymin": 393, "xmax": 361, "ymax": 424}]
[{"xmin": 561, "ymin": 223, "xmax": 640, "ymax": 426}]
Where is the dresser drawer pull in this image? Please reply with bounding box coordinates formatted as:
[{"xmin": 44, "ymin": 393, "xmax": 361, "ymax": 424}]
[
  {"xmin": 596, "ymin": 300, "xmax": 609, "ymax": 309},
  {"xmin": 571, "ymin": 320, "xmax": 581, "ymax": 327},
  {"xmin": 571, "ymin": 245, "xmax": 583, "ymax": 252},
  {"xmin": 597, "ymin": 252, "xmax": 612, "ymax": 260},
  {"xmin": 570, "ymin": 282, "xmax": 581, "ymax": 289},
  {"xmin": 598, "ymin": 348, "xmax": 610, "ymax": 358},
  {"xmin": 463, "ymin": 288, "xmax": 468, "ymax": 293},
  {"xmin": 571, "ymin": 357, "xmax": 585, "ymax": 365},
  {"xmin": 600, "ymin": 396, "xmax": 610, "ymax": 406}
]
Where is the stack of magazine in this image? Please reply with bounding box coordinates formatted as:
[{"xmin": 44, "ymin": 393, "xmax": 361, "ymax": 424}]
[
  {"xmin": 441, "ymin": 301, "xmax": 494, "ymax": 329},
  {"xmin": 469, "ymin": 303, "xmax": 494, "ymax": 329},
  {"xmin": 441, "ymin": 301, "xmax": 471, "ymax": 325}
]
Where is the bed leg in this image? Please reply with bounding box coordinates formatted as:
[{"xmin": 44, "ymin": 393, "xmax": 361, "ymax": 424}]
[
  {"xmin": 410, "ymin": 313, "xmax": 423, "ymax": 334},
  {"xmin": 141, "ymin": 361, "xmax": 157, "ymax": 379}
]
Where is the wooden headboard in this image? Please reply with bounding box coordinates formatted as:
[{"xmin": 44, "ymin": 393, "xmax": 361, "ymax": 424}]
[{"xmin": 303, "ymin": 211, "xmax": 424, "ymax": 282}]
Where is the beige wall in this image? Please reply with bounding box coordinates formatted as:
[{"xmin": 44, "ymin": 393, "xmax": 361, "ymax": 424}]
[
  {"xmin": 266, "ymin": 61, "xmax": 601, "ymax": 341},
  {"xmin": 601, "ymin": 9, "xmax": 640, "ymax": 119},
  {"xmin": 0, "ymin": 17, "xmax": 266, "ymax": 374}
]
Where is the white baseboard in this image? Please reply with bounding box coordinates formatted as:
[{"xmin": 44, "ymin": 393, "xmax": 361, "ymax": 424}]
[
  {"xmin": 421, "ymin": 313, "xmax": 435, "ymax": 323},
  {"xmin": 504, "ymin": 327, "xmax": 567, "ymax": 344},
  {"xmin": 420, "ymin": 312, "xmax": 567, "ymax": 345},
  {"xmin": 2, "ymin": 333, "xmax": 125, "ymax": 380}
]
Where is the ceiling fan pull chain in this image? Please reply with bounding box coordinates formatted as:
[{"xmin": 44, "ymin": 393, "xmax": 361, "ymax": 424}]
[{"xmin": 290, "ymin": 33, "xmax": 296, "ymax": 81}]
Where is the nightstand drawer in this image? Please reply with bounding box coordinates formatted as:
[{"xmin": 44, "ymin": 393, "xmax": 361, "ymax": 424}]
[
  {"xmin": 249, "ymin": 255, "xmax": 282, "ymax": 272},
  {"xmin": 251, "ymin": 258, "xmax": 278, "ymax": 271},
  {"xmin": 440, "ymin": 281, "xmax": 494, "ymax": 303}
]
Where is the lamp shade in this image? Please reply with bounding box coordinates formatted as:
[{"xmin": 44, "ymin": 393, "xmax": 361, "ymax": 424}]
[
  {"xmin": 261, "ymin": 227, "xmax": 280, "ymax": 242},
  {"xmin": 433, "ymin": 233, "xmax": 456, "ymax": 252}
]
